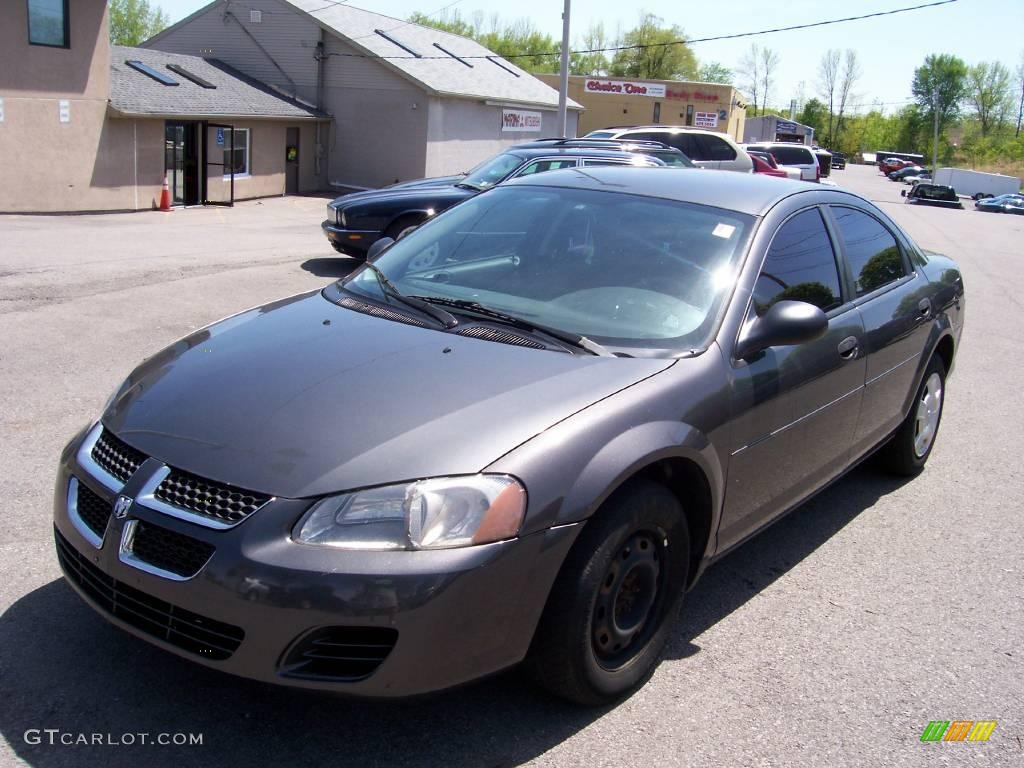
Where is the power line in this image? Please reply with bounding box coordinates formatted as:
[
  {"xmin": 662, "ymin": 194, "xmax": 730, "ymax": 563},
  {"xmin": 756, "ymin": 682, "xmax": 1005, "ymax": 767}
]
[{"xmin": 307, "ymin": 0, "xmax": 962, "ymax": 60}]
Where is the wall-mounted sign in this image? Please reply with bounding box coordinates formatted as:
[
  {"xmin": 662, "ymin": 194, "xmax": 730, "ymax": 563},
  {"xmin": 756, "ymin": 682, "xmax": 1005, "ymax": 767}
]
[
  {"xmin": 694, "ymin": 111, "xmax": 718, "ymax": 128},
  {"xmin": 775, "ymin": 120, "xmax": 799, "ymax": 133},
  {"xmin": 59, "ymin": 100, "xmax": 70, "ymax": 123},
  {"xmin": 666, "ymin": 88, "xmax": 720, "ymax": 103},
  {"xmin": 718, "ymin": 109, "xmax": 728, "ymax": 121},
  {"xmin": 584, "ymin": 79, "xmax": 666, "ymax": 98},
  {"xmin": 216, "ymin": 127, "xmax": 225, "ymax": 146},
  {"xmin": 501, "ymin": 109, "xmax": 542, "ymax": 132}
]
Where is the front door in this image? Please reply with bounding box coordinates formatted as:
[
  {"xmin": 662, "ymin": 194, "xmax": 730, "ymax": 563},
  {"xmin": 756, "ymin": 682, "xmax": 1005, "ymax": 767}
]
[
  {"xmin": 164, "ymin": 122, "xmax": 200, "ymax": 206},
  {"xmin": 720, "ymin": 207, "xmax": 866, "ymax": 549},
  {"xmin": 286, "ymin": 127, "xmax": 299, "ymax": 194}
]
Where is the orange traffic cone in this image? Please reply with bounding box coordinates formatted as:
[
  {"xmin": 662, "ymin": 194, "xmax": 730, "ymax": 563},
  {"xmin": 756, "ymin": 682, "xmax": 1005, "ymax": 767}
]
[{"xmin": 159, "ymin": 175, "xmax": 172, "ymax": 211}]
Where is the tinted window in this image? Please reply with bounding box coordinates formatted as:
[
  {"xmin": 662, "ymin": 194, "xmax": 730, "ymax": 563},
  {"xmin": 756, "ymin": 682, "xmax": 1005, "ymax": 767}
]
[
  {"xmin": 28, "ymin": 0, "xmax": 67, "ymax": 46},
  {"xmin": 764, "ymin": 146, "xmax": 814, "ymax": 165},
  {"xmin": 831, "ymin": 207, "xmax": 907, "ymax": 295},
  {"xmin": 698, "ymin": 135, "xmax": 736, "ymax": 161},
  {"xmin": 630, "ymin": 132, "xmax": 703, "ymax": 159},
  {"xmin": 754, "ymin": 209, "xmax": 842, "ymax": 315},
  {"xmin": 914, "ymin": 185, "xmax": 956, "ymax": 201},
  {"xmin": 515, "ymin": 158, "xmax": 578, "ymax": 176},
  {"xmin": 580, "ymin": 158, "xmax": 631, "ymax": 167}
]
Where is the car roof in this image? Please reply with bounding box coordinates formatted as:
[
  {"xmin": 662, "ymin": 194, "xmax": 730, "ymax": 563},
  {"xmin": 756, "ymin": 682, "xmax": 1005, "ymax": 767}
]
[
  {"xmin": 498, "ymin": 165, "xmax": 840, "ymax": 216},
  {"xmin": 504, "ymin": 146, "xmax": 666, "ymax": 162},
  {"xmin": 596, "ymin": 126, "xmax": 730, "ymax": 137}
]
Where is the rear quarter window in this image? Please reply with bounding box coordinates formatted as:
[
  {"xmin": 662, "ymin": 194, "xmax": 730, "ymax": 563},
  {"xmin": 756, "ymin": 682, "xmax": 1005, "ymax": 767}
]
[
  {"xmin": 766, "ymin": 146, "xmax": 814, "ymax": 165},
  {"xmin": 697, "ymin": 135, "xmax": 737, "ymax": 161}
]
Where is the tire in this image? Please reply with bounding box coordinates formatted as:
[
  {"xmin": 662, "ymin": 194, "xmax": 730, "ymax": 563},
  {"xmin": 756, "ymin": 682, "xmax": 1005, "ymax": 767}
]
[
  {"xmin": 384, "ymin": 216, "xmax": 422, "ymax": 242},
  {"xmin": 525, "ymin": 480, "xmax": 690, "ymax": 706},
  {"xmin": 875, "ymin": 355, "xmax": 946, "ymax": 476}
]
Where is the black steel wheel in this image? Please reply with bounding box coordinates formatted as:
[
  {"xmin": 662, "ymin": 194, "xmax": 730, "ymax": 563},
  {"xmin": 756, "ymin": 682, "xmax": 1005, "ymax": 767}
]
[{"xmin": 525, "ymin": 480, "xmax": 690, "ymax": 706}]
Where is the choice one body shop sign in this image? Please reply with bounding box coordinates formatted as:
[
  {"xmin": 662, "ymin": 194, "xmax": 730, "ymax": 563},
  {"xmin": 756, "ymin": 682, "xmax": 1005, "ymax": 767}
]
[{"xmin": 583, "ymin": 78, "xmax": 724, "ymax": 127}]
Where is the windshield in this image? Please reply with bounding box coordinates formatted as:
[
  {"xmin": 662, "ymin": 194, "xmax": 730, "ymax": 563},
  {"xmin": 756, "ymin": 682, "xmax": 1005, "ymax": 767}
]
[
  {"xmin": 461, "ymin": 153, "xmax": 523, "ymax": 189},
  {"xmin": 340, "ymin": 185, "xmax": 752, "ymax": 352}
]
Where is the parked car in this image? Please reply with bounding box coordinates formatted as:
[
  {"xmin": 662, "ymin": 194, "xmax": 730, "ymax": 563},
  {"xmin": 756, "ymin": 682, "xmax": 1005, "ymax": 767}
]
[
  {"xmin": 811, "ymin": 147, "xmax": 832, "ymax": 178},
  {"xmin": 902, "ymin": 172, "xmax": 933, "ymax": 185},
  {"xmin": 584, "ymin": 126, "xmax": 754, "ymax": 172},
  {"xmin": 321, "ymin": 139, "xmax": 686, "ymax": 258},
  {"xmin": 889, "ymin": 166, "xmax": 928, "ymax": 181},
  {"xmin": 743, "ymin": 142, "xmax": 820, "ymax": 182},
  {"xmin": 881, "ymin": 158, "xmax": 915, "ymax": 174},
  {"xmin": 901, "ymin": 183, "xmax": 964, "ymax": 208},
  {"xmin": 750, "ymin": 154, "xmax": 789, "ymax": 178},
  {"xmin": 830, "ymin": 152, "xmax": 847, "ymax": 170},
  {"xmin": 974, "ymin": 193, "xmax": 1024, "ymax": 214},
  {"xmin": 55, "ymin": 168, "xmax": 964, "ymax": 706}
]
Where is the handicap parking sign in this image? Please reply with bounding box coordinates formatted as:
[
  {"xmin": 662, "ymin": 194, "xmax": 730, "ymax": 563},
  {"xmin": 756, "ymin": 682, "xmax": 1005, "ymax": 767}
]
[{"xmin": 216, "ymin": 128, "xmax": 225, "ymax": 147}]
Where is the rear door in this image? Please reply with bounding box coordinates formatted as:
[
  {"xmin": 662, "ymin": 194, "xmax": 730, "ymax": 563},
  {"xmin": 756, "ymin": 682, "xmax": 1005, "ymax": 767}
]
[
  {"xmin": 826, "ymin": 205, "xmax": 932, "ymax": 457},
  {"xmin": 721, "ymin": 207, "xmax": 866, "ymax": 548}
]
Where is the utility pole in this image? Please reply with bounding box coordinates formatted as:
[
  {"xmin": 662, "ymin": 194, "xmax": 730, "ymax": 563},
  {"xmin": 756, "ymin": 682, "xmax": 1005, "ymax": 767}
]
[
  {"xmin": 557, "ymin": 0, "xmax": 571, "ymax": 137},
  {"xmin": 932, "ymin": 88, "xmax": 939, "ymax": 172}
]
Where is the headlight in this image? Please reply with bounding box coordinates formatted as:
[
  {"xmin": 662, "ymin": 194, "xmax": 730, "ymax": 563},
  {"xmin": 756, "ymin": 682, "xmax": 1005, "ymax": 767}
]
[
  {"xmin": 293, "ymin": 475, "xmax": 526, "ymax": 551},
  {"xmin": 336, "ymin": 208, "xmax": 347, "ymax": 227}
]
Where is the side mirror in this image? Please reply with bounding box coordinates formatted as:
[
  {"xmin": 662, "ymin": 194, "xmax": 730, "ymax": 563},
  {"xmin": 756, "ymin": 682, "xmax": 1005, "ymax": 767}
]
[
  {"xmin": 901, "ymin": 189, "xmax": 907, "ymax": 197},
  {"xmin": 736, "ymin": 300, "xmax": 828, "ymax": 360},
  {"xmin": 366, "ymin": 236, "xmax": 394, "ymax": 261}
]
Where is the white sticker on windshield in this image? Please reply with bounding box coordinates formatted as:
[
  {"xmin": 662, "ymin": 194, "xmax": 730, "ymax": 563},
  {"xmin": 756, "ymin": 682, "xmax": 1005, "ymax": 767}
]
[{"xmin": 712, "ymin": 223, "xmax": 735, "ymax": 239}]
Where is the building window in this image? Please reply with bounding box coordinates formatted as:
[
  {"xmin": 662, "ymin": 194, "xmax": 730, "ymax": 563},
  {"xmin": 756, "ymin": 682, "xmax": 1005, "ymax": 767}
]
[
  {"xmin": 225, "ymin": 128, "xmax": 250, "ymax": 177},
  {"xmin": 685, "ymin": 105, "xmax": 694, "ymax": 126},
  {"xmin": 27, "ymin": 0, "xmax": 68, "ymax": 48}
]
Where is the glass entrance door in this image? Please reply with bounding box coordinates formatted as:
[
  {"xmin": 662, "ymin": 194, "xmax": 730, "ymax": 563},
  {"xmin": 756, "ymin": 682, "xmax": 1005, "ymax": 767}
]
[{"xmin": 164, "ymin": 122, "xmax": 200, "ymax": 206}]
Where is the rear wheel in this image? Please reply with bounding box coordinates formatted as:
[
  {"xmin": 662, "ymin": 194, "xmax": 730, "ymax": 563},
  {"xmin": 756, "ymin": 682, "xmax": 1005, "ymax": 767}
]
[
  {"xmin": 525, "ymin": 481, "xmax": 690, "ymax": 706},
  {"xmin": 875, "ymin": 356, "xmax": 946, "ymax": 475}
]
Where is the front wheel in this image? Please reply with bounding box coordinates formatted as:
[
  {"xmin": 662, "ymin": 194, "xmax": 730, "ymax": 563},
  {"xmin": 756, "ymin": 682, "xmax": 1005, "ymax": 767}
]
[
  {"xmin": 875, "ymin": 356, "xmax": 946, "ymax": 475},
  {"xmin": 525, "ymin": 481, "xmax": 690, "ymax": 706}
]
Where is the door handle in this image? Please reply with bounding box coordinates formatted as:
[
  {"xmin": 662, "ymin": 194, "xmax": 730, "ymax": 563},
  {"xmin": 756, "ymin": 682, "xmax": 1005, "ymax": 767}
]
[
  {"xmin": 918, "ymin": 298, "xmax": 932, "ymax": 316},
  {"xmin": 837, "ymin": 336, "xmax": 859, "ymax": 359}
]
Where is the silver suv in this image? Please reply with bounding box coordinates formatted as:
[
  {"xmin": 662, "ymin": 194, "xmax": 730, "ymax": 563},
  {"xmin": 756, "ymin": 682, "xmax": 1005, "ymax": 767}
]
[{"xmin": 585, "ymin": 126, "xmax": 753, "ymax": 173}]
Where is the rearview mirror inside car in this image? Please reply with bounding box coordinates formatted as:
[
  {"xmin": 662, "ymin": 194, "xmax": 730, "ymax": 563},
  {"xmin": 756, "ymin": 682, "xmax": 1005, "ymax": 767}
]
[
  {"xmin": 366, "ymin": 237, "xmax": 395, "ymax": 261},
  {"xmin": 735, "ymin": 300, "xmax": 829, "ymax": 360}
]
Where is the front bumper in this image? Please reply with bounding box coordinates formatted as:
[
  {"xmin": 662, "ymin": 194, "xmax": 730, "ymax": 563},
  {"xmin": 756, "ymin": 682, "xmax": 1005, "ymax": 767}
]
[
  {"xmin": 52, "ymin": 431, "xmax": 579, "ymax": 697},
  {"xmin": 321, "ymin": 220, "xmax": 379, "ymax": 257}
]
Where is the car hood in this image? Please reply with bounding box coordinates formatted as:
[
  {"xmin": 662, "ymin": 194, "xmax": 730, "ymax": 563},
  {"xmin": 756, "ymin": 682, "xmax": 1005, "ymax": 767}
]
[
  {"xmin": 103, "ymin": 290, "xmax": 672, "ymax": 499},
  {"xmin": 384, "ymin": 175, "xmax": 465, "ymax": 190}
]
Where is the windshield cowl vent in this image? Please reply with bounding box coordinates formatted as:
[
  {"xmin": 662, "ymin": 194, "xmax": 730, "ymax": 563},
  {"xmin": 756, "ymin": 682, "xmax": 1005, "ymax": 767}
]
[{"xmin": 456, "ymin": 325, "xmax": 547, "ymax": 349}]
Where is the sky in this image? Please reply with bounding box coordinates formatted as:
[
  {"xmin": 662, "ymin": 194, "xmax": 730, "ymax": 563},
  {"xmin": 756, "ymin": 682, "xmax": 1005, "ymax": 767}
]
[{"xmin": 156, "ymin": 0, "xmax": 1023, "ymax": 115}]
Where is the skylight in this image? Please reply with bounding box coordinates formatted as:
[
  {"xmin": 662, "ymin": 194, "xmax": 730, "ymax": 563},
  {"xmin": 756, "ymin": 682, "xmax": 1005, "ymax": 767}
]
[
  {"xmin": 487, "ymin": 57, "xmax": 520, "ymax": 77},
  {"xmin": 126, "ymin": 60, "xmax": 179, "ymax": 86},
  {"xmin": 166, "ymin": 63, "xmax": 216, "ymax": 89},
  {"xmin": 374, "ymin": 29, "xmax": 422, "ymax": 58},
  {"xmin": 433, "ymin": 42, "xmax": 472, "ymax": 68}
]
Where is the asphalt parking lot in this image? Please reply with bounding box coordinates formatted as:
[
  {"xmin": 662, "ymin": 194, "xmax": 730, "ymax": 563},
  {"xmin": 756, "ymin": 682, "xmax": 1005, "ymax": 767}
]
[{"xmin": 1, "ymin": 167, "xmax": 1021, "ymax": 767}]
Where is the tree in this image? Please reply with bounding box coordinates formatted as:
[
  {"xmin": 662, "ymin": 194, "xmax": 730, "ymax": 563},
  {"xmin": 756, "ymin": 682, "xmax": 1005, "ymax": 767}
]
[
  {"xmin": 609, "ymin": 13, "xmax": 697, "ymax": 81},
  {"xmin": 109, "ymin": 0, "xmax": 169, "ymax": 46},
  {"xmin": 697, "ymin": 62, "xmax": 733, "ymax": 85},
  {"xmin": 911, "ymin": 54, "xmax": 969, "ymax": 144},
  {"xmin": 738, "ymin": 44, "xmax": 778, "ymax": 116},
  {"xmin": 409, "ymin": 11, "xmax": 559, "ymax": 73},
  {"xmin": 967, "ymin": 61, "xmax": 1014, "ymax": 136},
  {"xmin": 738, "ymin": 44, "xmax": 762, "ymax": 116},
  {"xmin": 570, "ymin": 22, "xmax": 611, "ymax": 76},
  {"xmin": 797, "ymin": 98, "xmax": 828, "ymax": 138},
  {"xmin": 834, "ymin": 50, "xmax": 862, "ymax": 144},
  {"xmin": 818, "ymin": 49, "xmax": 841, "ymax": 146},
  {"xmin": 1016, "ymin": 50, "xmax": 1024, "ymax": 137}
]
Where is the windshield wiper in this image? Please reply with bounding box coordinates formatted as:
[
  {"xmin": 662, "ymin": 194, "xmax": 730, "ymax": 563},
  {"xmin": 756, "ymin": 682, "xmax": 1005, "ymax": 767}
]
[
  {"xmin": 454, "ymin": 181, "xmax": 482, "ymax": 191},
  {"xmin": 360, "ymin": 263, "xmax": 459, "ymax": 329},
  {"xmin": 410, "ymin": 296, "xmax": 615, "ymax": 357}
]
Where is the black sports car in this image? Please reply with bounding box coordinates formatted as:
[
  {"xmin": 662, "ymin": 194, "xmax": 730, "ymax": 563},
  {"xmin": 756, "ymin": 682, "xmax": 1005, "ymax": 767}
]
[{"xmin": 321, "ymin": 139, "xmax": 693, "ymax": 258}]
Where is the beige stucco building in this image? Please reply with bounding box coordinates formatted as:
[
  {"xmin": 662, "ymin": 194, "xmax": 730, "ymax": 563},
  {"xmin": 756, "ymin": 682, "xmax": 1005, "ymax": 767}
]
[
  {"xmin": 0, "ymin": 1, "xmax": 328, "ymax": 213},
  {"xmin": 536, "ymin": 74, "xmax": 747, "ymax": 141}
]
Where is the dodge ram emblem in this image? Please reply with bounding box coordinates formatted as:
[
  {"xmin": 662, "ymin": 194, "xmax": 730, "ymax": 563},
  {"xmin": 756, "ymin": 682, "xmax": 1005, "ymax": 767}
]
[{"xmin": 113, "ymin": 495, "xmax": 133, "ymax": 520}]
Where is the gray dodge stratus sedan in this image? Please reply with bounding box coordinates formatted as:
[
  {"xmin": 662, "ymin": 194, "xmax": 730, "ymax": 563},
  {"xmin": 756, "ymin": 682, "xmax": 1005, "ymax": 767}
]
[{"xmin": 54, "ymin": 168, "xmax": 964, "ymax": 705}]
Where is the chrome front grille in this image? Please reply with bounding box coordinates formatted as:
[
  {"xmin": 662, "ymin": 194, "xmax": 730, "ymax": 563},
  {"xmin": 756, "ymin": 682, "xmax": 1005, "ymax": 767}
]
[
  {"xmin": 91, "ymin": 428, "xmax": 147, "ymax": 484},
  {"xmin": 153, "ymin": 468, "xmax": 270, "ymax": 526},
  {"xmin": 123, "ymin": 520, "xmax": 215, "ymax": 579}
]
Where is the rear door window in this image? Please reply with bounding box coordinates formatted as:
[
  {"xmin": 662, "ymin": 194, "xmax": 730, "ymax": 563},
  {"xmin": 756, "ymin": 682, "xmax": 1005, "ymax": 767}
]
[
  {"xmin": 697, "ymin": 135, "xmax": 736, "ymax": 161},
  {"xmin": 830, "ymin": 207, "xmax": 908, "ymax": 296},
  {"xmin": 628, "ymin": 131, "xmax": 702, "ymax": 159},
  {"xmin": 753, "ymin": 208, "xmax": 843, "ymax": 315}
]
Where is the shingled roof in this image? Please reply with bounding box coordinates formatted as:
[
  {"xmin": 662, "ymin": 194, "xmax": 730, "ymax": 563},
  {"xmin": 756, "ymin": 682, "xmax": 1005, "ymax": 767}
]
[
  {"xmin": 109, "ymin": 46, "xmax": 327, "ymax": 120},
  {"xmin": 283, "ymin": 0, "xmax": 581, "ymax": 110}
]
